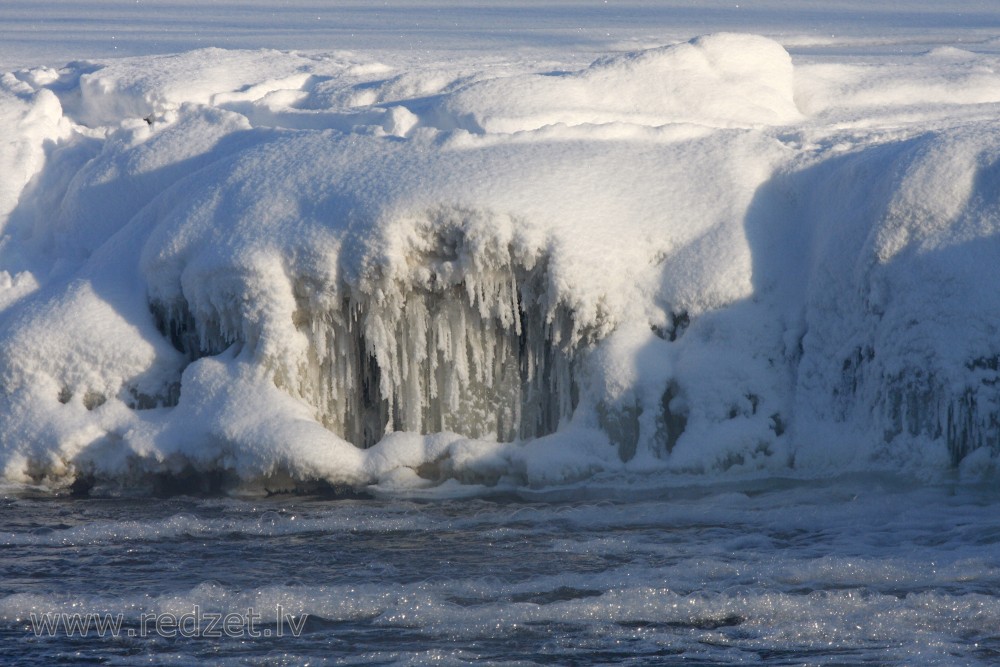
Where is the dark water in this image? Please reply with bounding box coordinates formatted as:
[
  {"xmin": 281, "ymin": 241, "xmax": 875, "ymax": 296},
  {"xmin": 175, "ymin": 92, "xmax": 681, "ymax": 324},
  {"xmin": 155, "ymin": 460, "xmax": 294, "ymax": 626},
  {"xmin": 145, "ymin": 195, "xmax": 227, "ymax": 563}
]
[{"xmin": 3, "ymin": 476, "xmax": 1000, "ymax": 665}]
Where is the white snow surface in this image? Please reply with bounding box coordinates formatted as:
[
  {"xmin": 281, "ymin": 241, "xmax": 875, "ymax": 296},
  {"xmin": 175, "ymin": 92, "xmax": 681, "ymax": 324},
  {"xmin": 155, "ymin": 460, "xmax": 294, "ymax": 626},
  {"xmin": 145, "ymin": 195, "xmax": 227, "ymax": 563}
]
[{"xmin": 2, "ymin": 3, "xmax": 1000, "ymax": 494}]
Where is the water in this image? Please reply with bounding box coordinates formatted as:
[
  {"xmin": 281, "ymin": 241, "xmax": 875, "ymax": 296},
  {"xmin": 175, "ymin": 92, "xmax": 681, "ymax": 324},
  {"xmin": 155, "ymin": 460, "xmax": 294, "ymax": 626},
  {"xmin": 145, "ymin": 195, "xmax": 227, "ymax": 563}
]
[{"xmin": 3, "ymin": 475, "xmax": 1000, "ymax": 665}]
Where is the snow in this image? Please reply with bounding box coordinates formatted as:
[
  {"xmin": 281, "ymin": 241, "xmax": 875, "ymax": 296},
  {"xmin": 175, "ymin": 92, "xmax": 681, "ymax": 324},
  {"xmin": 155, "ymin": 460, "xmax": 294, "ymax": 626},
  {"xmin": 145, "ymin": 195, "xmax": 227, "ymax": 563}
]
[
  {"xmin": 436, "ymin": 33, "xmax": 801, "ymax": 132},
  {"xmin": 1, "ymin": 3, "xmax": 1000, "ymax": 494}
]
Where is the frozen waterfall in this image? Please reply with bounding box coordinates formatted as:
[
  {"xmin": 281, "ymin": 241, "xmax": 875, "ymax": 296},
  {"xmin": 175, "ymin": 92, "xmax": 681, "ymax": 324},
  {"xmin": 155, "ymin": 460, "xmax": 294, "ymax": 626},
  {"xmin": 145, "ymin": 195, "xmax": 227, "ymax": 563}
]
[{"xmin": 149, "ymin": 216, "xmax": 579, "ymax": 449}]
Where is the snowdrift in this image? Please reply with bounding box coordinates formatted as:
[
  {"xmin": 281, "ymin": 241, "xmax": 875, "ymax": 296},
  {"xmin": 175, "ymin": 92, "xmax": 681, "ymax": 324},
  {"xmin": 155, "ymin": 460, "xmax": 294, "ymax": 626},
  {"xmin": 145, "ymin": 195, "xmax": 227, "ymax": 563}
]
[{"xmin": 1, "ymin": 34, "xmax": 999, "ymax": 494}]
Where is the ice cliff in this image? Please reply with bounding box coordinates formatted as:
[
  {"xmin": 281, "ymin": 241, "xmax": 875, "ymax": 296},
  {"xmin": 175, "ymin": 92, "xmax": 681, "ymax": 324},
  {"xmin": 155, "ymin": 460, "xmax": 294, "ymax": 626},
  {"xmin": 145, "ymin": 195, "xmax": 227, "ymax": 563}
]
[{"xmin": 1, "ymin": 34, "xmax": 998, "ymax": 494}]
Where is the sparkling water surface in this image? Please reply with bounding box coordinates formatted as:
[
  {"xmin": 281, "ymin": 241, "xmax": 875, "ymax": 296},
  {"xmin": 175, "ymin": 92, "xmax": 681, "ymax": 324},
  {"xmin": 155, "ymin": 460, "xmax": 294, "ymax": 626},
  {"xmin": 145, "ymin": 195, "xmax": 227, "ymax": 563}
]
[{"xmin": 3, "ymin": 475, "xmax": 1000, "ymax": 665}]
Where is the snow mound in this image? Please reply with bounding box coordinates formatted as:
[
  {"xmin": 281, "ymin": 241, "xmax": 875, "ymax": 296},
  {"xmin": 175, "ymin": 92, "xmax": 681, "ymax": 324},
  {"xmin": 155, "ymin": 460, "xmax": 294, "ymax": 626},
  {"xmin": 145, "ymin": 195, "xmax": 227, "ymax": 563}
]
[
  {"xmin": 438, "ymin": 33, "xmax": 801, "ymax": 133},
  {"xmin": 1, "ymin": 34, "xmax": 1000, "ymax": 494},
  {"xmin": 787, "ymin": 125, "xmax": 1000, "ymax": 471}
]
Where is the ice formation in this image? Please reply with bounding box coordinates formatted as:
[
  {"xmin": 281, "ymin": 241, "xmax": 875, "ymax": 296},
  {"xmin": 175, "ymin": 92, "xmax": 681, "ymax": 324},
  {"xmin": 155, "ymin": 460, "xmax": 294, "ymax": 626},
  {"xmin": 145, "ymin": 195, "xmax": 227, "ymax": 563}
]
[
  {"xmin": 1, "ymin": 32, "xmax": 999, "ymax": 493},
  {"xmin": 147, "ymin": 207, "xmax": 579, "ymax": 448}
]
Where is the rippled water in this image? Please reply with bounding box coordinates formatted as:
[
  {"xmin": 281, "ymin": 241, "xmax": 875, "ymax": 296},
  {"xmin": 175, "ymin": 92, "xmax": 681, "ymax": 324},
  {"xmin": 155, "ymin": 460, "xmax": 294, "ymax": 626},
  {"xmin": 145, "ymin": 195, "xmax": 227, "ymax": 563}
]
[{"xmin": 3, "ymin": 475, "xmax": 1000, "ymax": 665}]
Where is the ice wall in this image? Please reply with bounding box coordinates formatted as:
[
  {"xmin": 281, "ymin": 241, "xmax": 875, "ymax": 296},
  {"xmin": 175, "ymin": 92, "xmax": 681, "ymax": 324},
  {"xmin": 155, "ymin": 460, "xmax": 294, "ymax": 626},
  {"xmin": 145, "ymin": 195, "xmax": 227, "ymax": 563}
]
[
  {"xmin": 148, "ymin": 211, "xmax": 579, "ymax": 448},
  {"xmin": 783, "ymin": 126, "xmax": 1000, "ymax": 471},
  {"xmin": 1, "ymin": 35, "xmax": 999, "ymax": 493}
]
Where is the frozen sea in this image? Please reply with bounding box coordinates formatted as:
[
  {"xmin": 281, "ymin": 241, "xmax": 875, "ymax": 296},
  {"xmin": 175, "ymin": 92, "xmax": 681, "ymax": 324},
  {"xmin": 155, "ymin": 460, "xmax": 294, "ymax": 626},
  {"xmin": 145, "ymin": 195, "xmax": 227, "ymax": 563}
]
[{"xmin": 4, "ymin": 1, "xmax": 1000, "ymax": 664}]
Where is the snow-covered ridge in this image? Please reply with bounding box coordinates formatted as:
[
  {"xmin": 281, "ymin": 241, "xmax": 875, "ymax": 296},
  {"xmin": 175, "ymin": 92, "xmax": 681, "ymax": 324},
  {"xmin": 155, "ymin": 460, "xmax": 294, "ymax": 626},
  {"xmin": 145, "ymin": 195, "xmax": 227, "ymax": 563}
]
[{"xmin": 1, "ymin": 34, "xmax": 999, "ymax": 494}]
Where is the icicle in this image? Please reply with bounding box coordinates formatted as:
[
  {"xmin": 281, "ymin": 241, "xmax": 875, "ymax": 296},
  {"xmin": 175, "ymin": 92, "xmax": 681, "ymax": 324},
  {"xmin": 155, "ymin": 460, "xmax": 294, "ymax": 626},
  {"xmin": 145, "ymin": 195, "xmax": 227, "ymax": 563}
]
[{"xmin": 149, "ymin": 213, "xmax": 583, "ymax": 449}]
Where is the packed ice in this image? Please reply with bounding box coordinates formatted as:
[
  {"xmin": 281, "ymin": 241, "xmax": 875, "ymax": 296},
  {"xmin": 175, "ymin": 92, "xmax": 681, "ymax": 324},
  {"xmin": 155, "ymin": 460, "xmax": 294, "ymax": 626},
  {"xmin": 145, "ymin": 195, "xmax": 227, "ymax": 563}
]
[{"xmin": 1, "ymin": 24, "xmax": 999, "ymax": 494}]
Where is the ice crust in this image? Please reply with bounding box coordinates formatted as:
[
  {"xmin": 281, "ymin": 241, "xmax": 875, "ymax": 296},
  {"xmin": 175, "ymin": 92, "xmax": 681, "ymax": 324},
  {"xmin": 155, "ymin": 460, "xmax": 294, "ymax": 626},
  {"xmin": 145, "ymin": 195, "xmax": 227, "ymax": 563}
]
[{"xmin": 1, "ymin": 34, "xmax": 999, "ymax": 493}]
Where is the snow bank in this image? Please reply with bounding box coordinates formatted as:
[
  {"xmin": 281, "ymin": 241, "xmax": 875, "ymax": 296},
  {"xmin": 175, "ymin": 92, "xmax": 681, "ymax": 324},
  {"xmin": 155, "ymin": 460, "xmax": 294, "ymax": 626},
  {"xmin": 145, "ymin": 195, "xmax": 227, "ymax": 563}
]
[
  {"xmin": 1, "ymin": 34, "xmax": 999, "ymax": 494},
  {"xmin": 436, "ymin": 33, "xmax": 800, "ymax": 133}
]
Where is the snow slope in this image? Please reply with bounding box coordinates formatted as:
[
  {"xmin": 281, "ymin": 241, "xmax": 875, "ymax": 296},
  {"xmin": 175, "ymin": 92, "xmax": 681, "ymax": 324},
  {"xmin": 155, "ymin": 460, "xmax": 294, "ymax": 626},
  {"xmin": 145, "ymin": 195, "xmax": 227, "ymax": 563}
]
[{"xmin": 2, "ymin": 10, "xmax": 1000, "ymax": 494}]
